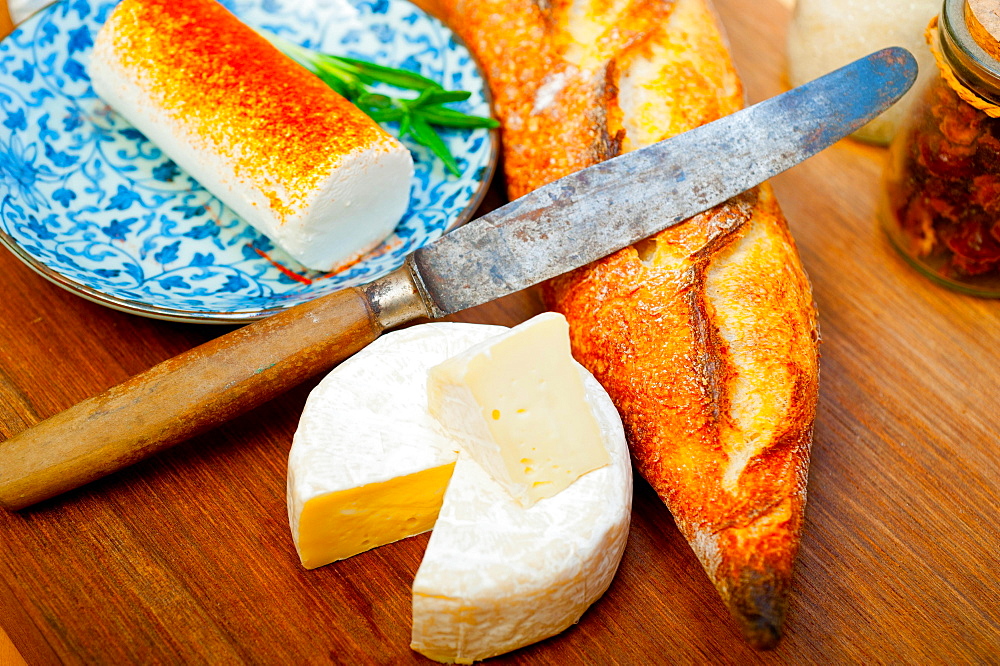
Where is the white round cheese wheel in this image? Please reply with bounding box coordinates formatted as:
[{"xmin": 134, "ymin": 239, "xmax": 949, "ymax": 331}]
[{"xmin": 287, "ymin": 321, "xmax": 632, "ymax": 662}]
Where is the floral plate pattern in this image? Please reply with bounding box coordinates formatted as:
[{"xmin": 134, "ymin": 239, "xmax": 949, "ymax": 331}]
[{"xmin": 0, "ymin": 0, "xmax": 497, "ymax": 322}]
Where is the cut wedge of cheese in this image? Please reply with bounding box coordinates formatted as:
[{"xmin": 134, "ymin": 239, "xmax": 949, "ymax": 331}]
[
  {"xmin": 427, "ymin": 312, "xmax": 610, "ymax": 507},
  {"xmin": 287, "ymin": 323, "xmax": 503, "ymax": 569},
  {"xmin": 411, "ymin": 365, "xmax": 631, "ymax": 664},
  {"xmin": 89, "ymin": 0, "xmax": 413, "ymax": 272},
  {"xmin": 287, "ymin": 319, "xmax": 631, "ymax": 661}
]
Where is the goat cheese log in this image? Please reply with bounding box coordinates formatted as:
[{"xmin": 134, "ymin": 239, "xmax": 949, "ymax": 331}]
[
  {"xmin": 413, "ymin": 0, "xmax": 820, "ymax": 649},
  {"xmin": 89, "ymin": 0, "xmax": 414, "ymax": 272}
]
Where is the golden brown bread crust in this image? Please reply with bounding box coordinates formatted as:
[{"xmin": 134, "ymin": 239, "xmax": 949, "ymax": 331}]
[
  {"xmin": 417, "ymin": 0, "xmax": 682, "ymax": 198},
  {"xmin": 416, "ymin": 0, "xmax": 820, "ymax": 648},
  {"xmin": 547, "ymin": 184, "xmax": 818, "ymax": 647}
]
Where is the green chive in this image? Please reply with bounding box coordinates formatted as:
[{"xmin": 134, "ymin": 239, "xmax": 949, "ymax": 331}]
[
  {"xmin": 418, "ymin": 107, "xmax": 500, "ymax": 129},
  {"xmin": 410, "ymin": 90, "xmax": 471, "ymax": 108},
  {"xmin": 410, "ymin": 116, "xmax": 461, "ymax": 176},
  {"xmin": 356, "ymin": 93, "xmax": 393, "ymax": 110},
  {"xmin": 368, "ymin": 108, "xmax": 406, "ymax": 123},
  {"xmin": 328, "ymin": 55, "xmax": 441, "ymax": 91},
  {"xmin": 258, "ymin": 27, "xmax": 496, "ymax": 177}
]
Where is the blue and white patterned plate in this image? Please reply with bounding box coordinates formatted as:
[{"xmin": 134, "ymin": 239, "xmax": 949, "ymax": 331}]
[{"xmin": 0, "ymin": 0, "xmax": 497, "ymax": 323}]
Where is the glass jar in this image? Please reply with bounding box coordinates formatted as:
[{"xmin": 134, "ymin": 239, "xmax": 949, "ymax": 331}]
[
  {"xmin": 881, "ymin": 0, "xmax": 1000, "ymax": 295},
  {"xmin": 787, "ymin": 0, "xmax": 940, "ymax": 144}
]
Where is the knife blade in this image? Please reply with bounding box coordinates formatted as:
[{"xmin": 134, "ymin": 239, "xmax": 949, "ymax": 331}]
[
  {"xmin": 414, "ymin": 46, "xmax": 917, "ymax": 315},
  {"xmin": 0, "ymin": 48, "xmax": 917, "ymax": 510}
]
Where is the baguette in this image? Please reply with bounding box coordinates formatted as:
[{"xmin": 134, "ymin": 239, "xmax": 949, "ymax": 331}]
[{"xmin": 416, "ymin": 0, "xmax": 819, "ymax": 648}]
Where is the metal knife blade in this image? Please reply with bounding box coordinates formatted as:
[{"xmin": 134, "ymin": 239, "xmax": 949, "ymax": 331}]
[
  {"xmin": 0, "ymin": 47, "xmax": 917, "ymax": 511},
  {"xmin": 411, "ymin": 46, "xmax": 917, "ymax": 316}
]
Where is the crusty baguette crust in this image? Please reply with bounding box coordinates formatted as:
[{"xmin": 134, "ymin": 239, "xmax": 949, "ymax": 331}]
[
  {"xmin": 415, "ymin": 0, "xmax": 819, "ymax": 648},
  {"xmin": 548, "ymin": 184, "xmax": 818, "ymax": 648}
]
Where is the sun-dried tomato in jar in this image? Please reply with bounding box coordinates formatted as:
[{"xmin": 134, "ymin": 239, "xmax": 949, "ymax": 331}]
[{"xmin": 881, "ymin": 0, "xmax": 1000, "ymax": 294}]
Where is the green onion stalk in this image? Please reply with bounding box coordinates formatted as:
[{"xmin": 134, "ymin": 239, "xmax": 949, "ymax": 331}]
[{"xmin": 260, "ymin": 31, "xmax": 499, "ymax": 176}]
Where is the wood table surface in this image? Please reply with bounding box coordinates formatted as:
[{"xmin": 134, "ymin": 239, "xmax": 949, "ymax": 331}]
[{"xmin": 2, "ymin": 0, "xmax": 999, "ymax": 663}]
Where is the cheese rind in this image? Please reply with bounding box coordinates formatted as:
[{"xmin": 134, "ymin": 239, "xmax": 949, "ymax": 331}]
[
  {"xmin": 287, "ymin": 323, "xmax": 506, "ymax": 569},
  {"xmin": 88, "ymin": 0, "xmax": 413, "ymax": 272},
  {"xmin": 411, "ymin": 366, "xmax": 631, "ymax": 664},
  {"xmin": 427, "ymin": 312, "xmax": 610, "ymax": 507}
]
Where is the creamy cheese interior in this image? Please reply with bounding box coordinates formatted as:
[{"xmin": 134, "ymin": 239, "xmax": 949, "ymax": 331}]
[
  {"xmin": 427, "ymin": 313, "xmax": 610, "ymax": 507},
  {"xmin": 294, "ymin": 463, "xmax": 455, "ymax": 569}
]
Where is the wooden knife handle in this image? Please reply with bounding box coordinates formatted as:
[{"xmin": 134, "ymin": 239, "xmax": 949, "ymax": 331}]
[{"xmin": 0, "ymin": 266, "xmax": 429, "ymax": 510}]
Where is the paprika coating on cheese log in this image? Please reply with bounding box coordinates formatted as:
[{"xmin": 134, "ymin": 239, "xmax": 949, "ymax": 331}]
[{"xmin": 89, "ymin": 0, "xmax": 414, "ymax": 273}]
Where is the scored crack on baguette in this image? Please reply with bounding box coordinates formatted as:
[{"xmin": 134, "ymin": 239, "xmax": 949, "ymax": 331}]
[{"xmin": 413, "ymin": 0, "xmax": 820, "ymax": 648}]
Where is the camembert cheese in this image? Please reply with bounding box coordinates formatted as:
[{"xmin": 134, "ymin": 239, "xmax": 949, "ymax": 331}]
[
  {"xmin": 427, "ymin": 312, "xmax": 610, "ymax": 507},
  {"xmin": 287, "ymin": 317, "xmax": 632, "ymax": 662},
  {"xmin": 88, "ymin": 0, "xmax": 414, "ymax": 272}
]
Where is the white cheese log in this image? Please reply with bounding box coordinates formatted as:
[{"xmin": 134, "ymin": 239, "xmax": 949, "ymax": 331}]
[{"xmin": 88, "ymin": 0, "xmax": 413, "ymax": 272}]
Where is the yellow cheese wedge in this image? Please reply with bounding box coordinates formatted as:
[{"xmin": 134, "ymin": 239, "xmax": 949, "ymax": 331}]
[
  {"xmin": 293, "ymin": 465, "xmax": 455, "ymax": 568},
  {"xmin": 427, "ymin": 312, "xmax": 610, "ymax": 507}
]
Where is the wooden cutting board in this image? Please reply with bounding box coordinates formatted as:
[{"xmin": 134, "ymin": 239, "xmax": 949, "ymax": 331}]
[{"xmin": 1, "ymin": 0, "xmax": 999, "ymax": 663}]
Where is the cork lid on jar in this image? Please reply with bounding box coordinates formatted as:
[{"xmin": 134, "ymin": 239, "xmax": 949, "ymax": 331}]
[
  {"xmin": 966, "ymin": 0, "xmax": 1000, "ymax": 59},
  {"xmin": 938, "ymin": 0, "xmax": 1000, "ymax": 104}
]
